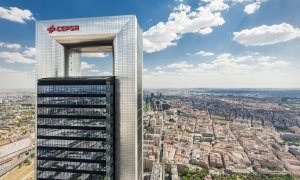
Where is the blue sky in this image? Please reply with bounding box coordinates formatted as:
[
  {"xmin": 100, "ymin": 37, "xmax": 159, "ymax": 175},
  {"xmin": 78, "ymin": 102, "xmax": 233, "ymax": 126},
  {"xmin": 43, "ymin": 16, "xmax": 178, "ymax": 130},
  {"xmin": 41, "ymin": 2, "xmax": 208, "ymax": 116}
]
[{"xmin": 0, "ymin": 0, "xmax": 300, "ymax": 89}]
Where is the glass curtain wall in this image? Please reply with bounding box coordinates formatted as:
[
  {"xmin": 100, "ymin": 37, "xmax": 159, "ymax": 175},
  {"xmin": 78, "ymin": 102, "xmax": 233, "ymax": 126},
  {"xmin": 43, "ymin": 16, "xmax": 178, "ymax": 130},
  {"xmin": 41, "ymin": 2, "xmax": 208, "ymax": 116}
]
[{"xmin": 36, "ymin": 77, "xmax": 114, "ymax": 180}]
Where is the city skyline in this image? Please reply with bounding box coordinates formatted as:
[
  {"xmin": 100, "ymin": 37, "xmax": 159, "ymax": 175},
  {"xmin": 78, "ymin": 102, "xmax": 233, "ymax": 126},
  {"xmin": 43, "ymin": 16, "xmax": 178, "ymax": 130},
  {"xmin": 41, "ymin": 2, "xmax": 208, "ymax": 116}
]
[{"xmin": 1, "ymin": 0, "xmax": 300, "ymax": 89}]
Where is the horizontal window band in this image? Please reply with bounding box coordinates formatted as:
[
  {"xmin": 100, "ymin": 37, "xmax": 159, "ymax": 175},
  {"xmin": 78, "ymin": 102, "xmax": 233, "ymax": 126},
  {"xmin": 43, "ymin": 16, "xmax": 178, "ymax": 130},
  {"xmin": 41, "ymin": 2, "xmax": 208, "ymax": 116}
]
[
  {"xmin": 37, "ymin": 156, "xmax": 107, "ymax": 164},
  {"xmin": 37, "ymin": 94, "xmax": 110, "ymax": 97},
  {"xmin": 36, "ymin": 167, "xmax": 106, "ymax": 175},
  {"xmin": 37, "ymin": 81, "xmax": 109, "ymax": 85},
  {"xmin": 37, "ymin": 104, "xmax": 108, "ymax": 108},
  {"xmin": 37, "ymin": 115, "xmax": 108, "ymax": 119},
  {"xmin": 37, "ymin": 125, "xmax": 107, "ymax": 130},
  {"xmin": 37, "ymin": 146, "xmax": 108, "ymax": 152},
  {"xmin": 37, "ymin": 118, "xmax": 110, "ymax": 121},
  {"xmin": 37, "ymin": 176, "xmax": 107, "ymax": 180},
  {"xmin": 37, "ymin": 136, "xmax": 107, "ymax": 141}
]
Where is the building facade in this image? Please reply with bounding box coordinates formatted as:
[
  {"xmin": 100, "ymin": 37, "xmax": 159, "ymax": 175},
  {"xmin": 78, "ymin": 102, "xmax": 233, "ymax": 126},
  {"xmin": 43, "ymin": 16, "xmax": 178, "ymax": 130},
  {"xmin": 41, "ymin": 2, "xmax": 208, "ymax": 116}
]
[
  {"xmin": 36, "ymin": 15, "xmax": 143, "ymax": 180},
  {"xmin": 37, "ymin": 77, "xmax": 115, "ymax": 179}
]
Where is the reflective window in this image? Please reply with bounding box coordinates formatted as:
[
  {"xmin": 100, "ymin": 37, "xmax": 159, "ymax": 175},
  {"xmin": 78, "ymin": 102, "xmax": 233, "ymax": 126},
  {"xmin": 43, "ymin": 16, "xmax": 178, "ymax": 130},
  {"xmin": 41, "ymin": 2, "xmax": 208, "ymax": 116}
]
[
  {"xmin": 37, "ymin": 107, "xmax": 107, "ymax": 116},
  {"xmin": 37, "ymin": 85, "xmax": 110, "ymax": 94},
  {"xmin": 37, "ymin": 128, "xmax": 107, "ymax": 139},
  {"xmin": 38, "ymin": 118, "xmax": 108, "ymax": 127},
  {"xmin": 37, "ymin": 97, "xmax": 109, "ymax": 105}
]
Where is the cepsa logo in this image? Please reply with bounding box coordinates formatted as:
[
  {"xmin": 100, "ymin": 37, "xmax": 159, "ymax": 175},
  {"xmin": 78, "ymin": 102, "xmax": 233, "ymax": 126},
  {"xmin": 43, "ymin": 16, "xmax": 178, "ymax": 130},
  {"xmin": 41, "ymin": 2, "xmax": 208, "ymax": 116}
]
[{"xmin": 47, "ymin": 25, "xmax": 80, "ymax": 33}]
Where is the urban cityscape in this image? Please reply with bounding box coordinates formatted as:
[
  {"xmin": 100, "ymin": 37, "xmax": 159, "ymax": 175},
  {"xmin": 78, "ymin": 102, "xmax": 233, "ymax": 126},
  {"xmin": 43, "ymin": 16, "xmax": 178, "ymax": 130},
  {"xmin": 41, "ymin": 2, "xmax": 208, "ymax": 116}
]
[
  {"xmin": 1, "ymin": 0, "xmax": 300, "ymax": 180},
  {"xmin": 143, "ymin": 89, "xmax": 300, "ymax": 179},
  {"xmin": 1, "ymin": 88, "xmax": 300, "ymax": 179}
]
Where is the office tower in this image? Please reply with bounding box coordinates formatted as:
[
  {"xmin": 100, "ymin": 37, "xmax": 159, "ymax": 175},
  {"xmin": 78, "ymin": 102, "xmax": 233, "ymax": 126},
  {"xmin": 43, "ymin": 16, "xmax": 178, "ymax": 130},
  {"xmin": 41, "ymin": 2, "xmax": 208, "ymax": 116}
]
[
  {"xmin": 36, "ymin": 15, "xmax": 143, "ymax": 180},
  {"xmin": 37, "ymin": 77, "xmax": 115, "ymax": 179}
]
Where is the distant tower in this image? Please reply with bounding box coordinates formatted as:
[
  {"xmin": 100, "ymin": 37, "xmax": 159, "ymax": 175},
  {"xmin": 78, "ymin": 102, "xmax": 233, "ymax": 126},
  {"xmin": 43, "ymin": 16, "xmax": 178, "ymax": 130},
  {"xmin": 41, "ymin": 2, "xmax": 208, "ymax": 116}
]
[{"xmin": 36, "ymin": 15, "xmax": 143, "ymax": 180}]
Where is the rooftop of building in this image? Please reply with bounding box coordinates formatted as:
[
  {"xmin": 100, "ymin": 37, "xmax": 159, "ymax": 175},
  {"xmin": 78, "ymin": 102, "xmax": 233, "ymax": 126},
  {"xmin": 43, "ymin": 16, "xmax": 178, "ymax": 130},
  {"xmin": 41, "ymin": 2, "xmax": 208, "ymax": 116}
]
[{"xmin": 37, "ymin": 76, "xmax": 115, "ymax": 84}]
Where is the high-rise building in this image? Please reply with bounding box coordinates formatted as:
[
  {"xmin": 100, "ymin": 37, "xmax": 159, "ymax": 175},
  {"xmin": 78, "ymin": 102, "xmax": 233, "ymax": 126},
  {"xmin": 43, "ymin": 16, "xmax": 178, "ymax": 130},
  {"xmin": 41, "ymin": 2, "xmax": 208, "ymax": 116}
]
[
  {"xmin": 36, "ymin": 15, "xmax": 143, "ymax": 180},
  {"xmin": 37, "ymin": 77, "xmax": 115, "ymax": 179}
]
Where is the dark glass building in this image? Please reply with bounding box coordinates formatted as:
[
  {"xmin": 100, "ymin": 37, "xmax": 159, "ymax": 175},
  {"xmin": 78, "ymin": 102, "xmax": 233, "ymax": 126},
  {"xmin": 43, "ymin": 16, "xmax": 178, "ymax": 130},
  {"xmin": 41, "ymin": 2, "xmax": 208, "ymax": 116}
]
[{"xmin": 36, "ymin": 77, "xmax": 115, "ymax": 180}]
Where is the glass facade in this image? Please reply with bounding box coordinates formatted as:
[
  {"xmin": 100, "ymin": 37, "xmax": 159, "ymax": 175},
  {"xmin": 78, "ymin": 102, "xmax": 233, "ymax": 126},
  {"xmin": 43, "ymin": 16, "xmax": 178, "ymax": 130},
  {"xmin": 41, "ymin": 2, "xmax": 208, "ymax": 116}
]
[
  {"xmin": 36, "ymin": 15, "xmax": 143, "ymax": 180},
  {"xmin": 36, "ymin": 77, "xmax": 114, "ymax": 180}
]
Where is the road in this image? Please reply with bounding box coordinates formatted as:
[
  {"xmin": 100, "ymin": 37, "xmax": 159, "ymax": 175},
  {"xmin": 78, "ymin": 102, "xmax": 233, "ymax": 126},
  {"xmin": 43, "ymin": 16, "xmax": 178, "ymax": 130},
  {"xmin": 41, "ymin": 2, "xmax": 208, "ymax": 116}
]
[
  {"xmin": 1, "ymin": 157, "xmax": 34, "ymax": 180},
  {"xmin": 0, "ymin": 150, "xmax": 34, "ymax": 178}
]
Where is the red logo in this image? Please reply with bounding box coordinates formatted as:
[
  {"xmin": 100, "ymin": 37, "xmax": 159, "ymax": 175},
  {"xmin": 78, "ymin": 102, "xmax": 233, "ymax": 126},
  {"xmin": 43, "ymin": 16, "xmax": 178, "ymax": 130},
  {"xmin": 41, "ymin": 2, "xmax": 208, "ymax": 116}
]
[
  {"xmin": 47, "ymin": 25, "xmax": 56, "ymax": 33},
  {"xmin": 47, "ymin": 25, "xmax": 79, "ymax": 33}
]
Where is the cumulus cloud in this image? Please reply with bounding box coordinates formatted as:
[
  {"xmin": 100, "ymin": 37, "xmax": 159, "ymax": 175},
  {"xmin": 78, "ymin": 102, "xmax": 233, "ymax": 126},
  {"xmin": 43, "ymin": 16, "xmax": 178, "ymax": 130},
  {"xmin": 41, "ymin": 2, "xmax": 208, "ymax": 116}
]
[
  {"xmin": 242, "ymin": 0, "xmax": 267, "ymax": 14},
  {"xmin": 201, "ymin": 53, "xmax": 288, "ymax": 72},
  {"xmin": 89, "ymin": 69, "xmax": 100, "ymax": 73},
  {"xmin": 244, "ymin": 2, "xmax": 261, "ymax": 14},
  {"xmin": 196, "ymin": 50, "xmax": 214, "ymax": 56},
  {"xmin": 0, "ymin": 42, "xmax": 21, "ymax": 49},
  {"xmin": 97, "ymin": 71, "xmax": 111, "ymax": 76},
  {"xmin": 0, "ymin": 6, "xmax": 35, "ymax": 23},
  {"xmin": 0, "ymin": 41, "xmax": 36, "ymax": 64},
  {"xmin": 258, "ymin": 60, "xmax": 289, "ymax": 68},
  {"xmin": 0, "ymin": 67, "xmax": 34, "ymax": 89},
  {"xmin": 81, "ymin": 62, "xmax": 95, "ymax": 70},
  {"xmin": 143, "ymin": 0, "xmax": 228, "ymax": 53},
  {"xmin": 233, "ymin": 23, "xmax": 300, "ymax": 46},
  {"xmin": 81, "ymin": 53, "xmax": 108, "ymax": 58},
  {"xmin": 155, "ymin": 66, "xmax": 163, "ymax": 70},
  {"xmin": 187, "ymin": 50, "xmax": 214, "ymax": 56},
  {"xmin": 144, "ymin": 53, "xmax": 293, "ymax": 88},
  {"xmin": 23, "ymin": 47, "xmax": 36, "ymax": 57},
  {"xmin": 0, "ymin": 52, "xmax": 35, "ymax": 64},
  {"xmin": 88, "ymin": 69, "xmax": 111, "ymax": 76},
  {"xmin": 167, "ymin": 61, "xmax": 194, "ymax": 69},
  {"xmin": 232, "ymin": 0, "xmax": 251, "ymax": 3}
]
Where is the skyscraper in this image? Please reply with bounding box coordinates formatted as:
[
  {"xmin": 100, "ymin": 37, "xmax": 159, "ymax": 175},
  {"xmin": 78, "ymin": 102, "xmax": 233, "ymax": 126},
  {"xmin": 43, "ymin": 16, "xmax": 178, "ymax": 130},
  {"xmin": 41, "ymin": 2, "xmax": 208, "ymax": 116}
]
[
  {"xmin": 36, "ymin": 15, "xmax": 143, "ymax": 180},
  {"xmin": 37, "ymin": 77, "xmax": 115, "ymax": 179}
]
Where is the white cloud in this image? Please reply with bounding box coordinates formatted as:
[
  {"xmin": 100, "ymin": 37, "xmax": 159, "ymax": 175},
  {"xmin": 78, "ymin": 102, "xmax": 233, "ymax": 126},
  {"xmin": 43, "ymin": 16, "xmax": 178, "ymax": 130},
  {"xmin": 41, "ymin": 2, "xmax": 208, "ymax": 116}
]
[
  {"xmin": 205, "ymin": 0, "xmax": 229, "ymax": 12},
  {"xmin": 87, "ymin": 69, "xmax": 112, "ymax": 76},
  {"xmin": 244, "ymin": 2, "xmax": 261, "ymax": 14},
  {"xmin": 0, "ymin": 42, "xmax": 36, "ymax": 64},
  {"xmin": 258, "ymin": 60, "xmax": 289, "ymax": 68},
  {"xmin": 81, "ymin": 62, "xmax": 95, "ymax": 70},
  {"xmin": 97, "ymin": 71, "xmax": 111, "ymax": 76},
  {"xmin": 0, "ymin": 52, "xmax": 35, "ymax": 64},
  {"xmin": 0, "ymin": 67, "xmax": 34, "ymax": 89},
  {"xmin": 167, "ymin": 61, "xmax": 194, "ymax": 69},
  {"xmin": 242, "ymin": 0, "xmax": 267, "ymax": 14},
  {"xmin": 89, "ymin": 69, "xmax": 100, "ymax": 73},
  {"xmin": 23, "ymin": 47, "xmax": 36, "ymax": 57},
  {"xmin": 81, "ymin": 53, "xmax": 108, "ymax": 58},
  {"xmin": 0, "ymin": 6, "xmax": 35, "ymax": 23},
  {"xmin": 195, "ymin": 50, "xmax": 214, "ymax": 56},
  {"xmin": 143, "ymin": 1, "xmax": 228, "ymax": 53},
  {"xmin": 256, "ymin": 55, "xmax": 275, "ymax": 62},
  {"xmin": 144, "ymin": 54, "xmax": 294, "ymax": 88},
  {"xmin": 155, "ymin": 66, "xmax": 163, "ymax": 70},
  {"xmin": 232, "ymin": 0, "xmax": 251, "ymax": 3},
  {"xmin": 0, "ymin": 42, "xmax": 21, "ymax": 49},
  {"xmin": 233, "ymin": 23, "xmax": 300, "ymax": 46}
]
